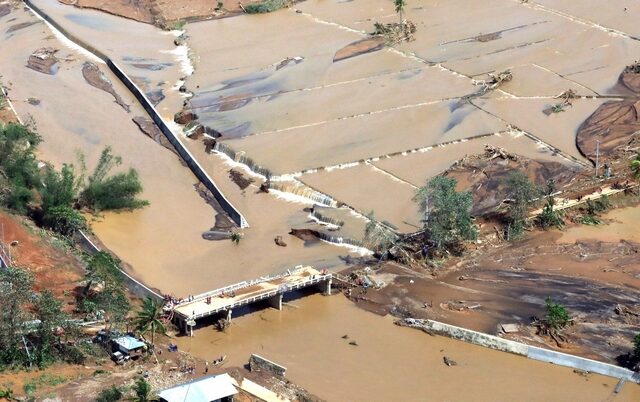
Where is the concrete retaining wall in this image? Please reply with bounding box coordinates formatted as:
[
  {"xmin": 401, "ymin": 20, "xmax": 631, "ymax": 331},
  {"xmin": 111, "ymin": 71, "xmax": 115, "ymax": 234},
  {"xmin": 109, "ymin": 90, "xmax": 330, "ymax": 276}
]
[
  {"xmin": 400, "ymin": 318, "xmax": 640, "ymax": 383},
  {"xmin": 24, "ymin": 0, "xmax": 248, "ymax": 228},
  {"xmin": 249, "ymin": 354, "xmax": 287, "ymax": 378}
]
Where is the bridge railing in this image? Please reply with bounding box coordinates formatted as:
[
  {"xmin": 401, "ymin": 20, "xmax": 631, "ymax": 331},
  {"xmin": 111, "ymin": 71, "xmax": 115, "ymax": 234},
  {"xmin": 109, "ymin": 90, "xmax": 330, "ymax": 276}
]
[
  {"xmin": 174, "ymin": 271, "xmax": 332, "ymax": 320},
  {"xmin": 187, "ymin": 265, "xmax": 311, "ymax": 303}
]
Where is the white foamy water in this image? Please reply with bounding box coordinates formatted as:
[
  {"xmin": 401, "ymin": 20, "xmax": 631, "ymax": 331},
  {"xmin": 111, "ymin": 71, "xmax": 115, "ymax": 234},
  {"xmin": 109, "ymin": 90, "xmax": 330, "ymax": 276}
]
[{"xmin": 161, "ymin": 45, "xmax": 194, "ymax": 76}]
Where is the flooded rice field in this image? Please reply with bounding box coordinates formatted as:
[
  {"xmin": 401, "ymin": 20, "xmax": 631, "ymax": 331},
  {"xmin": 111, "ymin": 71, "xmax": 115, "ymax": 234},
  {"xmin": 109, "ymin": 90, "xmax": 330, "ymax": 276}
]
[{"xmin": 0, "ymin": 2, "xmax": 359, "ymax": 295}]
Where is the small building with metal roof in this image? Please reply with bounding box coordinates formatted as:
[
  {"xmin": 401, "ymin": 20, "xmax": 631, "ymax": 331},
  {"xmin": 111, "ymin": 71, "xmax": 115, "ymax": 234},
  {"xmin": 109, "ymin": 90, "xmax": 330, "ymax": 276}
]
[{"xmin": 158, "ymin": 373, "xmax": 238, "ymax": 402}]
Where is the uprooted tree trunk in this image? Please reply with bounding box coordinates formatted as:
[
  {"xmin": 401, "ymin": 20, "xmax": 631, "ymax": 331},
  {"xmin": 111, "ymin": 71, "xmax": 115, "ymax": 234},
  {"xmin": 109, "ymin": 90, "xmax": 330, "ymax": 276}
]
[{"xmin": 531, "ymin": 316, "xmax": 573, "ymax": 347}]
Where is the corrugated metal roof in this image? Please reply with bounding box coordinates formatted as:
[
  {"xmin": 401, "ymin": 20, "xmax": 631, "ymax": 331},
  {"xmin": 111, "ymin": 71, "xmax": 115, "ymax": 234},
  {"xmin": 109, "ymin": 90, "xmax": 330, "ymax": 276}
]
[
  {"xmin": 113, "ymin": 336, "xmax": 146, "ymax": 351},
  {"xmin": 158, "ymin": 373, "xmax": 238, "ymax": 402}
]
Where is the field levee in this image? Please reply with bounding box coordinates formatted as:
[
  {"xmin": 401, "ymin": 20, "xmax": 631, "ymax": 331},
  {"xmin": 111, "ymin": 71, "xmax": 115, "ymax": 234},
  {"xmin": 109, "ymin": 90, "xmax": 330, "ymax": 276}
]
[{"xmin": 23, "ymin": 0, "xmax": 248, "ymax": 229}]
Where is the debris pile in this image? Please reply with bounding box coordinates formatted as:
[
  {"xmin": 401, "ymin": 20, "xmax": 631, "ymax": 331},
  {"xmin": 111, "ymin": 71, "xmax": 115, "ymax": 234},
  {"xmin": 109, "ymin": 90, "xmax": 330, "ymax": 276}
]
[
  {"xmin": 27, "ymin": 47, "xmax": 59, "ymax": 75},
  {"xmin": 372, "ymin": 20, "xmax": 417, "ymax": 44},
  {"xmin": 473, "ymin": 69, "xmax": 512, "ymax": 95},
  {"xmin": 484, "ymin": 144, "xmax": 518, "ymax": 161}
]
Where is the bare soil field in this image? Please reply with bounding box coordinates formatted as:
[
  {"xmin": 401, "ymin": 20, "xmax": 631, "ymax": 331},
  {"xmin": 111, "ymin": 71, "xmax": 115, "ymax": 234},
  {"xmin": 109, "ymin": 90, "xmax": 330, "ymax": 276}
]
[{"xmin": 58, "ymin": 0, "xmax": 265, "ymax": 27}]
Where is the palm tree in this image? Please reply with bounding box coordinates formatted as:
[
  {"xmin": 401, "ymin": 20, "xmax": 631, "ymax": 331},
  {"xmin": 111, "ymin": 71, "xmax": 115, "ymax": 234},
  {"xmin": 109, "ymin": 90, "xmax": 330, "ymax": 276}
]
[
  {"xmin": 132, "ymin": 377, "xmax": 157, "ymax": 402},
  {"xmin": 134, "ymin": 297, "xmax": 166, "ymax": 345},
  {"xmin": 394, "ymin": 0, "xmax": 407, "ymax": 25},
  {"xmin": 631, "ymin": 152, "xmax": 640, "ymax": 180}
]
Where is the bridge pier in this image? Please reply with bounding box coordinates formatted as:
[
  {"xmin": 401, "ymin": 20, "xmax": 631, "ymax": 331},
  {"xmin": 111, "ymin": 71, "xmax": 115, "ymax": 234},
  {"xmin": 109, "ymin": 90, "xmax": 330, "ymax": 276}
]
[
  {"xmin": 267, "ymin": 294, "xmax": 283, "ymax": 310},
  {"xmin": 226, "ymin": 309, "xmax": 232, "ymax": 322},
  {"xmin": 317, "ymin": 278, "xmax": 332, "ymax": 296}
]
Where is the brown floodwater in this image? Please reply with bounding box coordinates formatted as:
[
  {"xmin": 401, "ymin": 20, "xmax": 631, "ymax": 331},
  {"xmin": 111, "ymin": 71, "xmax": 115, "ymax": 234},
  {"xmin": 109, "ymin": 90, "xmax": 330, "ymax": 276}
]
[
  {"xmin": 1, "ymin": 4, "xmax": 357, "ymax": 296},
  {"xmin": 31, "ymin": 0, "xmax": 187, "ymax": 118},
  {"xmin": 175, "ymin": 293, "xmax": 640, "ymax": 402},
  {"xmin": 7, "ymin": 2, "xmax": 640, "ymax": 399},
  {"xmin": 559, "ymin": 206, "xmax": 640, "ymax": 244}
]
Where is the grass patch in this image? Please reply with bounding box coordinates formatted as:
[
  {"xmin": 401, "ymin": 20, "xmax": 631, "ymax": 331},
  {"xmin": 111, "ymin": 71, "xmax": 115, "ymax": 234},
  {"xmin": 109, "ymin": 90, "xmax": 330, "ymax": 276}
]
[
  {"xmin": 166, "ymin": 19, "xmax": 186, "ymax": 31},
  {"xmin": 23, "ymin": 373, "xmax": 67, "ymax": 397},
  {"xmin": 244, "ymin": 0, "xmax": 290, "ymax": 14}
]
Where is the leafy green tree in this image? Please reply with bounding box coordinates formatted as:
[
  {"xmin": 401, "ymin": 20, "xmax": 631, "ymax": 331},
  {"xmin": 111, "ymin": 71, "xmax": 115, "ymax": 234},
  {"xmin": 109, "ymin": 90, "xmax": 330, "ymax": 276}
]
[
  {"xmin": 630, "ymin": 153, "xmax": 640, "ymax": 180},
  {"xmin": 545, "ymin": 297, "xmax": 570, "ymax": 330},
  {"xmin": 79, "ymin": 252, "xmax": 130, "ymax": 329},
  {"xmin": 414, "ymin": 176, "xmax": 477, "ymax": 254},
  {"xmin": 95, "ymin": 287, "xmax": 130, "ymax": 331},
  {"xmin": 537, "ymin": 179, "xmax": 564, "ymax": 230},
  {"xmin": 41, "ymin": 164, "xmax": 80, "ymax": 213},
  {"xmin": 504, "ymin": 171, "xmax": 538, "ymax": 239},
  {"xmin": 0, "ymin": 267, "xmax": 34, "ymax": 368},
  {"xmin": 79, "ymin": 146, "xmax": 148, "ymax": 212},
  {"xmin": 394, "ymin": 0, "xmax": 407, "ymax": 24},
  {"xmin": 43, "ymin": 205, "xmax": 86, "ymax": 236},
  {"xmin": 33, "ymin": 290, "xmax": 67, "ymax": 367},
  {"xmin": 0, "ymin": 123, "xmax": 42, "ymax": 213},
  {"xmin": 134, "ymin": 297, "xmax": 166, "ymax": 345},
  {"xmin": 132, "ymin": 377, "xmax": 157, "ymax": 402}
]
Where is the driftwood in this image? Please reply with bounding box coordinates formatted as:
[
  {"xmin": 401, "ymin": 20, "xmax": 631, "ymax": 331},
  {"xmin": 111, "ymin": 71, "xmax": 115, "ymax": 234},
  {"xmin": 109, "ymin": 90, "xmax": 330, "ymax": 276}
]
[
  {"xmin": 443, "ymin": 356, "xmax": 458, "ymax": 366},
  {"xmin": 274, "ymin": 235, "xmax": 287, "ymax": 247}
]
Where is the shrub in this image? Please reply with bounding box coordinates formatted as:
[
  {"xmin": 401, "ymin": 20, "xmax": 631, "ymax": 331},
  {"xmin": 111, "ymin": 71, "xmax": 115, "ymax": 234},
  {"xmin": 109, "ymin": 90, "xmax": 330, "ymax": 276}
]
[
  {"xmin": 96, "ymin": 386, "xmax": 123, "ymax": 402},
  {"xmin": 0, "ymin": 123, "xmax": 42, "ymax": 213},
  {"xmin": 43, "ymin": 205, "xmax": 86, "ymax": 236},
  {"xmin": 545, "ymin": 297, "xmax": 570, "ymax": 330},
  {"xmin": 79, "ymin": 147, "xmax": 148, "ymax": 212},
  {"xmin": 245, "ymin": 0, "xmax": 289, "ymax": 14}
]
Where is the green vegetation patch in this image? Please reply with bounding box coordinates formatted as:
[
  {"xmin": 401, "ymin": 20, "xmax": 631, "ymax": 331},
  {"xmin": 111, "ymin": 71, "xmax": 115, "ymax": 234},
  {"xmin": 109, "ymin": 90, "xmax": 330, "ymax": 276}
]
[{"xmin": 244, "ymin": 0, "xmax": 290, "ymax": 14}]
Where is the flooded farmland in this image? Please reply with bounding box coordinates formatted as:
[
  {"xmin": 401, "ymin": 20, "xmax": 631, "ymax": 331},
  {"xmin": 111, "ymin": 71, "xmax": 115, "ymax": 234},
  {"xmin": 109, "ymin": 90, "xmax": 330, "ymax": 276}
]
[{"xmin": 2, "ymin": 0, "xmax": 640, "ymax": 400}]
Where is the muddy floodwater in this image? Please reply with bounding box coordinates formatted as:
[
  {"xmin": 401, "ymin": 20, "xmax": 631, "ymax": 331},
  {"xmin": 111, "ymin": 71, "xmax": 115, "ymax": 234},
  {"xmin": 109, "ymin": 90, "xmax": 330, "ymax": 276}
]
[
  {"xmin": 0, "ymin": 3, "xmax": 358, "ymax": 295},
  {"xmin": 175, "ymin": 293, "xmax": 640, "ymax": 402},
  {"xmin": 559, "ymin": 206, "xmax": 640, "ymax": 244},
  {"xmin": 4, "ymin": 1, "xmax": 640, "ymax": 400}
]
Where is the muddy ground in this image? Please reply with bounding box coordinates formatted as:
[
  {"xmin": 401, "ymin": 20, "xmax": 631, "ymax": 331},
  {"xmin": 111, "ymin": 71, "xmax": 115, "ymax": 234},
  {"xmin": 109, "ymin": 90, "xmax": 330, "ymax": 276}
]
[
  {"xmin": 340, "ymin": 200, "xmax": 640, "ymax": 365},
  {"xmin": 59, "ymin": 0, "xmax": 273, "ymax": 27}
]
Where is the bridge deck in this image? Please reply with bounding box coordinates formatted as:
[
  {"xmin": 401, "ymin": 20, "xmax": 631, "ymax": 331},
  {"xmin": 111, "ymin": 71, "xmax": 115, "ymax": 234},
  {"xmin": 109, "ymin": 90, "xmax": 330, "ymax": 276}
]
[{"xmin": 173, "ymin": 266, "xmax": 330, "ymax": 321}]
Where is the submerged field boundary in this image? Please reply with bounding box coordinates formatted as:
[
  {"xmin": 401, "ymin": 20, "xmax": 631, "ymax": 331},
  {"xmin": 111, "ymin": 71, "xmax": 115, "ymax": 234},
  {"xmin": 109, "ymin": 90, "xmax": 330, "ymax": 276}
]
[
  {"xmin": 23, "ymin": 0, "xmax": 249, "ymax": 229},
  {"xmin": 399, "ymin": 318, "xmax": 640, "ymax": 384}
]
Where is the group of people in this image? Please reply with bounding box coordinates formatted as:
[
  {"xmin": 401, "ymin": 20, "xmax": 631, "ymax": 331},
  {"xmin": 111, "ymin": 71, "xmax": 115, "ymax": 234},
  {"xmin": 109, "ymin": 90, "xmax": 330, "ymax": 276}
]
[{"xmin": 203, "ymin": 356, "xmax": 226, "ymax": 373}]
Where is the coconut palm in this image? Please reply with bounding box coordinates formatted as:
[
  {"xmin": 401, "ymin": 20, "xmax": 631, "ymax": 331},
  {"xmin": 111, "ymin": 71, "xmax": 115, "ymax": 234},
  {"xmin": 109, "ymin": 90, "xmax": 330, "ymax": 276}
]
[
  {"xmin": 134, "ymin": 297, "xmax": 166, "ymax": 345},
  {"xmin": 630, "ymin": 152, "xmax": 640, "ymax": 180},
  {"xmin": 394, "ymin": 0, "xmax": 407, "ymax": 25}
]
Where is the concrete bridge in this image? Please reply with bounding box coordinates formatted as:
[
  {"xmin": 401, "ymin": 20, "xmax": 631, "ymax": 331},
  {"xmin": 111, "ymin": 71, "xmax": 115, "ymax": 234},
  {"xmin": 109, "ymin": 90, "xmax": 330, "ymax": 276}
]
[{"xmin": 171, "ymin": 266, "xmax": 332, "ymax": 334}]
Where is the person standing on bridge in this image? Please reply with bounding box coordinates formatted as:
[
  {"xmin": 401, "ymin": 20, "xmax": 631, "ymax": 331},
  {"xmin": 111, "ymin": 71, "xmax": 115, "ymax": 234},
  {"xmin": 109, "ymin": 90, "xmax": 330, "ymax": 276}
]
[{"xmin": 205, "ymin": 361, "xmax": 209, "ymax": 374}]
